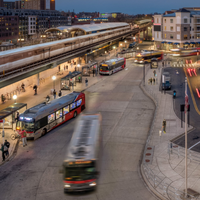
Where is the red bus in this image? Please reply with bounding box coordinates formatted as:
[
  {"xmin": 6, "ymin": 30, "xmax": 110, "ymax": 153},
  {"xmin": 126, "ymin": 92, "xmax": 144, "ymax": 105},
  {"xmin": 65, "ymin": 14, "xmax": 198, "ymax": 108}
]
[
  {"xmin": 99, "ymin": 58, "xmax": 126, "ymax": 75},
  {"xmin": 16, "ymin": 92, "xmax": 85, "ymax": 140}
]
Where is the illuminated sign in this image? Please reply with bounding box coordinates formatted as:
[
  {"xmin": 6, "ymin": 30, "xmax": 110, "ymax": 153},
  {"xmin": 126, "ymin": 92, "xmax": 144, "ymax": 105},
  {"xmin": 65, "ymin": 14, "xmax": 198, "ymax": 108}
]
[
  {"xmin": 153, "ymin": 23, "xmax": 161, "ymax": 26},
  {"xmin": 68, "ymin": 161, "xmax": 92, "ymax": 165},
  {"xmin": 102, "ymin": 64, "xmax": 108, "ymax": 66}
]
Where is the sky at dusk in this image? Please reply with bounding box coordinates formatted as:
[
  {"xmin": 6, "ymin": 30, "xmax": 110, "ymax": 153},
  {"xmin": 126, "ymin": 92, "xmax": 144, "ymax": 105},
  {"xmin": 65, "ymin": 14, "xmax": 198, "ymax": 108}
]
[{"xmin": 55, "ymin": 0, "xmax": 200, "ymax": 14}]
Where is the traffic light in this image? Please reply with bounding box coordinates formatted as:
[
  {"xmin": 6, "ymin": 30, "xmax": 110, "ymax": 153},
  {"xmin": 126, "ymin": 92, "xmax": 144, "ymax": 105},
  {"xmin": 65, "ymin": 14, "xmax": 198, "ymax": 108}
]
[{"xmin": 162, "ymin": 120, "xmax": 166, "ymax": 133}]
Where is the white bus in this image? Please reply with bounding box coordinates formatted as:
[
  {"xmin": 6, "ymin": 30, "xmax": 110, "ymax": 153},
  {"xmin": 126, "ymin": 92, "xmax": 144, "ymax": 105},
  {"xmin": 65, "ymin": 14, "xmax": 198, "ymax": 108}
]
[
  {"xmin": 16, "ymin": 92, "xmax": 85, "ymax": 140},
  {"xmin": 62, "ymin": 113, "xmax": 102, "ymax": 192}
]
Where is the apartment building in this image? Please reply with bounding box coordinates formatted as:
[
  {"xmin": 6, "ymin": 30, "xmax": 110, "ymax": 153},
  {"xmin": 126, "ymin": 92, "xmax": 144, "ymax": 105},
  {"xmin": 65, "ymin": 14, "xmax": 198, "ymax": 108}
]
[
  {"xmin": 0, "ymin": 7, "xmax": 71, "ymax": 42},
  {"xmin": 153, "ymin": 8, "xmax": 200, "ymax": 50}
]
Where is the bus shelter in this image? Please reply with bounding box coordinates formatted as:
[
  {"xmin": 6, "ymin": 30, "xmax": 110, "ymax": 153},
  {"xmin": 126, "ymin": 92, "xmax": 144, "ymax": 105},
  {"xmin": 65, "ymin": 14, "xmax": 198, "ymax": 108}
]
[
  {"xmin": 61, "ymin": 71, "xmax": 82, "ymax": 90},
  {"xmin": 82, "ymin": 62, "xmax": 98, "ymax": 76},
  {"xmin": 0, "ymin": 103, "xmax": 27, "ymax": 130}
]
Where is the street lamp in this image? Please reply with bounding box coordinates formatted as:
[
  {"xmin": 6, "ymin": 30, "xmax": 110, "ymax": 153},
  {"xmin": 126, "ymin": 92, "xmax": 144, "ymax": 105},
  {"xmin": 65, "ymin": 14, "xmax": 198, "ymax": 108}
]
[
  {"xmin": 104, "ymin": 51, "xmax": 107, "ymax": 61},
  {"xmin": 13, "ymin": 95, "xmax": 17, "ymax": 103},
  {"xmin": 77, "ymin": 64, "xmax": 80, "ymax": 71},
  {"xmin": 52, "ymin": 76, "xmax": 56, "ymax": 90}
]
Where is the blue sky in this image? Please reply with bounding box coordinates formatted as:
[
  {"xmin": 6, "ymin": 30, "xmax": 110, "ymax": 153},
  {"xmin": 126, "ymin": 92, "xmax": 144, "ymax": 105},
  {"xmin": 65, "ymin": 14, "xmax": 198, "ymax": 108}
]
[{"xmin": 55, "ymin": 0, "xmax": 200, "ymax": 14}]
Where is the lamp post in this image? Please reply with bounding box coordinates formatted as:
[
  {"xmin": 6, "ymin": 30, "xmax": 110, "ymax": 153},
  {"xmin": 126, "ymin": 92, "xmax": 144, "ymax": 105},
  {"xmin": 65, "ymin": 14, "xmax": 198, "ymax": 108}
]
[
  {"xmin": 104, "ymin": 51, "xmax": 107, "ymax": 61},
  {"xmin": 13, "ymin": 95, "xmax": 17, "ymax": 103},
  {"xmin": 113, "ymin": 46, "xmax": 116, "ymax": 56},
  {"xmin": 197, "ymin": 50, "xmax": 199, "ymax": 65},
  {"xmin": 52, "ymin": 76, "xmax": 56, "ymax": 90},
  {"xmin": 77, "ymin": 64, "xmax": 80, "ymax": 72}
]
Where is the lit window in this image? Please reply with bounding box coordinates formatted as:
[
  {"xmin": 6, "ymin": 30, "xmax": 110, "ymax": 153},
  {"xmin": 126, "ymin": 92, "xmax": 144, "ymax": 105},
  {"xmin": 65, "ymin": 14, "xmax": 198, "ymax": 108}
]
[
  {"xmin": 48, "ymin": 113, "xmax": 55, "ymax": 124},
  {"xmin": 56, "ymin": 109, "xmax": 62, "ymax": 119},
  {"xmin": 76, "ymin": 99, "xmax": 82, "ymax": 107},
  {"xmin": 164, "ymin": 34, "xmax": 166, "ymax": 38},
  {"xmin": 63, "ymin": 106, "xmax": 69, "ymax": 115},
  {"xmin": 170, "ymin": 27, "xmax": 173, "ymax": 31},
  {"xmin": 70, "ymin": 103, "xmax": 76, "ymax": 110},
  {"xmin": 184, "ymin": 34, "xmax": 188, "ymax": 39},
  {"xmin": 164, "ymin": 26, "xmax": 166, "ymax": 31}
]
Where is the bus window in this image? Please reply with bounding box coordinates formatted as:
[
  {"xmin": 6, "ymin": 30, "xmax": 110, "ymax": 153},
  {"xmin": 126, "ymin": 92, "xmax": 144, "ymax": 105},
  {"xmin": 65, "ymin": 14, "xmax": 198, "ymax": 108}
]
[
  {"xmin": 17, "ymin": 120, "xmax": 35, "ymax": 132},
  {"xmin": 48, "ymin": 113, "xmax": 55, "ymax": 124},
  {"xmin": 77, "ymin": 99, "xmax": 82, "ymax": 107},
  {"xmin": 56, "ymin": 109, "xmax": 62, "ymax": 119},
  {"xmin": 70, "ymin": 103, "xmax": 76, "ymax": 110},
  {"xmin": 100, "ymin": 66, "xmax": 109, "ymax": 71},
  {"xmin": 63, "ymin": 106, "xmax": 69, "ymax": 115}
]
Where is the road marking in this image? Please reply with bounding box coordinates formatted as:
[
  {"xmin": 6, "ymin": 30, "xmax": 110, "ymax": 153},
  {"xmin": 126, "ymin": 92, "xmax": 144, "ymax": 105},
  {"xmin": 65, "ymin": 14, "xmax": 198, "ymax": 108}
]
[
  {"xmin": 189, "ymin": 141, "xmax": 200, "ymax": 150},
  {"xmin": 184, "ymin": 68, "xmax": 200, "ymax": 115}
]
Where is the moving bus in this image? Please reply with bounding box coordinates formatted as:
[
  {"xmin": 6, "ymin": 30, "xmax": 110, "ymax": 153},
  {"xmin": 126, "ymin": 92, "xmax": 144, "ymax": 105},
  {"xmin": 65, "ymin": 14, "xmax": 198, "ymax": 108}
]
[
  {"xmin": 134, "ymin": 51, "xmax": 163, "ymax": 63},
  {"xmin": 170, "ymin": 48, "xmax": 199, "ymax": 57},
  {"xmin": 16, "ymin": 92, "xmax": 85, "ymax": 140},
  {"xmin": 62, "ymin": 113, "xmax": 102, "ymax": 192},
  {"xmin": 99, "ymin": 58, "xmax": 126, "ymax": 75}
]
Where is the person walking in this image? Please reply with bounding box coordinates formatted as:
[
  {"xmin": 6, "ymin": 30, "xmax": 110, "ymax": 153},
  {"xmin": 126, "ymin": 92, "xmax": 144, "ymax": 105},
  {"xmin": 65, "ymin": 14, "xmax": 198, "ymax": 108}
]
[
  {"xmin": 53, "ymin": 89, "xmax": 56, "ymax": 99},
  {"xmin": 4, "ymin": 140, "xmax": 10, "ymax": 157},
  {"xmin": 15, "ymin": 111, "xmax": 19, "ymax": 121},
  {"xmin": 20, "ymin": 129, "xmax": 27, "ymax": 147},
  {"xmin": 93, "ymin": 69, "xmax": 95, "ymax": 77},
  {"xmin": 85, "ymin": 78, "xmax": 88, "ymax": 87},
  {"xmin": 78, "ymin": 76, "xmax": 81, "ymax": 83},
  {"xmin": 33, "ymin": 85, "xmax": 37, "ymax": 95},
  {"xmin": 0, "ymin": 144, "xmax": 5, "ymax": 161},
  {"xmin": 162, "ymin": 61, "xmax": 164, "ymax": 68},
  {"xmin": 66, "ymin": 65, "xmax": 68, "ymax": 71},
  {"xmin": 58, "ymin": 90, "xmax": 62, "ymax": 97}
]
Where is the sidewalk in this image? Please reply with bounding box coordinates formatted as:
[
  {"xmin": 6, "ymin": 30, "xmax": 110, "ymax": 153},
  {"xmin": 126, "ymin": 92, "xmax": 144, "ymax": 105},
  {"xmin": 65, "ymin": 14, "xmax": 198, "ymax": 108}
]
[
  {"xmin": 0, "ymin": 52, "xmax": 117, "ymax": 165},
  {"xmin": 140, "ymin": 63, "xmax": 200, "ymax": 199}
]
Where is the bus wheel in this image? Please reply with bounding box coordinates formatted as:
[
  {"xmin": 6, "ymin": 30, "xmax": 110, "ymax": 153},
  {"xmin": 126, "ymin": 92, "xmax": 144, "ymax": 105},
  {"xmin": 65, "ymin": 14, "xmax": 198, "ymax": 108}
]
[
  {"xmin": 42, "ymin": 129, "xmax": 47, "ymax": 136},
  {"xmin": 73, "ymin": 111, "xmax": 77, "ymax": 118}
]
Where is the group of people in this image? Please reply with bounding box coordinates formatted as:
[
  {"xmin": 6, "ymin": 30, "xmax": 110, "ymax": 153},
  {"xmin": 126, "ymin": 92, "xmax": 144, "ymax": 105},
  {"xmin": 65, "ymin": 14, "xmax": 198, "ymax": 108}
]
[
  {"xmin": 149, "ymin": 77, "xmax": 156, "ymax": 85},
  {"xmin": 0, "ymin": 140, "xmax": 10, "ymax": 162},
  {"xmin": 52, "ymin": 89, "xmax": 62, "ymax": 99}
]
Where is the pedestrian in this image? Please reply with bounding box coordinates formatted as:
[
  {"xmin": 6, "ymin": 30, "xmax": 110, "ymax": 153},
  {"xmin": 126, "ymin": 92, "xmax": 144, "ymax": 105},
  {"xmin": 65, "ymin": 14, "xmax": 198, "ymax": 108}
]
[
  {"xmin": 85, "ymin": 78, "xmax": 88, "ymax": 87},
  {"xmin": 58, "ymin": 90, "xmax": 62, "ymax": 97},
  {"xmin": 58, "ymin": 65, "xmax": 60, "ymax": 72},
  {"xmin": 53, "ymin": 89, "xmax": 56, "ymax": 99},
  {"xmin": 33, "ymin": 85, "xmax": 37, "ymax": 95},
  {"xmin": 78, "ymin": 76, "xmax": 81, "ymax": 83},
  {"xmin": 1, "ymin": 94, "xmax": 5, "ymax": 104},
  {"xmin": 15, "ymin": 111, "xmax": 19, "ymax": 121},
  {"xmin": 66, "ymin": 65, "xmax": 68, "ymax": 71},
  {"xmin": 4, "ymin": 140, "xmax": 10, "ymax": 157},
  {"xmin": 93, "ymin": 69, "xmax": 95, "ymax": 77},
  {"xmin": 95, "ymin": 68, "xmax": 98, "ymax": 76},
  {"xmin": 20, "ymin": 128, "xmax": 27, "ymax": 147},
  {"xmin": 0, "ymin": 144, "xmax": 5, "ymax": 161},
  {"xmin": 64, "ymin": 66, "xmax": 65, "ymax": 71},
  {"xmin": 149, "ymin": 77, "xmax": 152, "ymax": 85},
  {"xmin": 152, "ymin": 78, "xmax": 155, "ymax": 85},
  {"xmin": 162, "ymin": 61, "xmax": 164, "ymax": 67}
]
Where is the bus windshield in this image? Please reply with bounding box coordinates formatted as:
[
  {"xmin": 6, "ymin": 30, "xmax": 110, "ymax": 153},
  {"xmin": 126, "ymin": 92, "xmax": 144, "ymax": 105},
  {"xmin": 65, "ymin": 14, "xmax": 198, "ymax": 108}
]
[
  {"xmin": 64, "ymin": 166, "xmax": 96, "ymax": 181},
  {"xmin": 100, "ymin": 66, "xmax": 109, "ymax": 71},
  {"xmin": 17, "ymin": 121, "xmax": 35, "ymax": 132}
]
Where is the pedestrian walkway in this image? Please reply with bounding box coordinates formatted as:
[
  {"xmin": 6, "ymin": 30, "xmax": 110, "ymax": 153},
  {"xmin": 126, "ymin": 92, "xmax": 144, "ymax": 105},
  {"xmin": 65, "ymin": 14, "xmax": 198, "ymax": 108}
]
[
  {"xmin": 0, "ymin": 52, "xmax": 117, "ymax": 165},
  {"xmin": 140, "ymin": 63, "xmax": 200, "ymax": 200}
]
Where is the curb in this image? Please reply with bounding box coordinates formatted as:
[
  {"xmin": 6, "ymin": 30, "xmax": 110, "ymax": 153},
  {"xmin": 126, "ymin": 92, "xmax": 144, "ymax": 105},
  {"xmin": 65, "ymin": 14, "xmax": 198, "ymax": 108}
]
[
  {"xmin": 0, "ymin": 138, "xmax": 19, "ymax": 166},
  {"xmin": 140, "ymin": 163, "xmax": 168, "ymax": 200}
]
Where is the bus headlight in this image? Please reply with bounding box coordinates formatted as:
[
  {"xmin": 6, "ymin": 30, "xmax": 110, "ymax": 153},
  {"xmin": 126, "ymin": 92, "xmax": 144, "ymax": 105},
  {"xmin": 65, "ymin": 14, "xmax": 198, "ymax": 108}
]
[
  {"xmin": 64, "ymin": 184, "xmax": 71, "ymax": 188},
  {"xmin": 89, "ymin": 182, "xmax": 96, "ymax": 186}
]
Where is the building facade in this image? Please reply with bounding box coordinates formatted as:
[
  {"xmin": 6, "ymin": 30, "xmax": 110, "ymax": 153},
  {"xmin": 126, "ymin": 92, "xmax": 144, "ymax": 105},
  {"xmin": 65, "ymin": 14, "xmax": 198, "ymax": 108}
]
[
  {"xmin": 153, "ymin": 8, "xmax": 200, "ymax": 50},
  {"xmin": 24, "ymin": 0, "xmax": 55, "ymax": 10},
  {"xmin": 0, "ymin": 16, "xmax": 19, "ymax": 41},
  {"xmin": 0, "ymin": 8, "xmax": 71, "ymax": 42},
  {"xmin": 4, "ymin": 1, "xmax": 15, "ymax": 9},
  {"xmin": 0, "ymin": 0, "xmax": 3, "ymax": 7}
]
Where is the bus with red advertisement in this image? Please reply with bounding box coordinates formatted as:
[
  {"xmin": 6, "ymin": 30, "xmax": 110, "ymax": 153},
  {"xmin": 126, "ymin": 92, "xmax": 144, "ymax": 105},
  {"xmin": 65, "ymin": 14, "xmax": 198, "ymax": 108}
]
[
  {"xmin": 99, "ymin": 57, "xmax": 126, "ymax": 75},
  {"xmin": 16, "ymin": 92, "xmax": 85, "ymax": 140}
]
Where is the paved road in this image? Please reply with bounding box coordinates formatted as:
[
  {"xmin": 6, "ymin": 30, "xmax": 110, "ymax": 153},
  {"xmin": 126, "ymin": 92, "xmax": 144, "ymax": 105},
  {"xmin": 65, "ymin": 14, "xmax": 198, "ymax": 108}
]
[
  {"xmin": 0, "ymin": 60, "xmax": 158, "ymax": 200},
  {"xmin": 162, "ymin": 64, "xmax": 200, "ymax": 152}
]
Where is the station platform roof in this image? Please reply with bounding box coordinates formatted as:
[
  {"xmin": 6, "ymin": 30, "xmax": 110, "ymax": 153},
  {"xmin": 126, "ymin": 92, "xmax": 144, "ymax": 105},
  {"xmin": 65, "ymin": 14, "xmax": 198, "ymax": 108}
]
[{"xmin": 45, "ymin": 22, "xmax": 129, "ymax": 35}]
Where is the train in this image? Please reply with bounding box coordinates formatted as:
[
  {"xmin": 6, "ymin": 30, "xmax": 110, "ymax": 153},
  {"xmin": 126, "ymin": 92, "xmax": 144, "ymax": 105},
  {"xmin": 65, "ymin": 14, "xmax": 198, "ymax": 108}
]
[{"xmin": 0, "ymin": 26, "xmax": 131, "ymax": 77}]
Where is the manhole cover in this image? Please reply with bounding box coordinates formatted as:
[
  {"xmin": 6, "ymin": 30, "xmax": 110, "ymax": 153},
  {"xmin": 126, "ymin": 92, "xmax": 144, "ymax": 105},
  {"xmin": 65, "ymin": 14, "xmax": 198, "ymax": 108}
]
[
  {"xmin": 146, "ymin": 153, "xmax": 151, "ymax": 156},
  {"xmin": 145, "ymin": 159, "xmax": 150, "ymax": 162},
  {"xmin": 147, "ymin": 147, "xmax": 152, "ymax": 150}
]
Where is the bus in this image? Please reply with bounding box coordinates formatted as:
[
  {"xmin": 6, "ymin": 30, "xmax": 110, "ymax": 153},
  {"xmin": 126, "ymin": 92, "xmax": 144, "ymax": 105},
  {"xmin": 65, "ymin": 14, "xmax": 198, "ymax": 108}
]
[
  {"xmin": 62, "ymin": 113, "xmax": 102, "ymax": 192},
  {"xmin": 134, "ymin": 51, "xmax": 163, "ymax": 63},
  {"xmin": 170, "ymin": 48, "xmax": 199, "ymax": 57},
  {"xmin": 16, "ymin": 92, "xmax": 85, "ymax": 140},
  {"xmin": 99, "ymin": 58, "xmax": 126, "ymax": 75}
]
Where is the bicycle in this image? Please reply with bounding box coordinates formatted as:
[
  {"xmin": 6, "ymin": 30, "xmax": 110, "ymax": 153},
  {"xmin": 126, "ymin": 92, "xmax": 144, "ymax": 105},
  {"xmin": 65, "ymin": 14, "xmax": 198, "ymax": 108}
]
[{"xmin": 10, "ymin": 131, "xmax": 21, "ymax": 140}]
